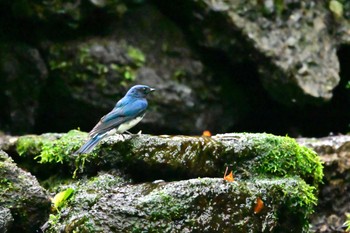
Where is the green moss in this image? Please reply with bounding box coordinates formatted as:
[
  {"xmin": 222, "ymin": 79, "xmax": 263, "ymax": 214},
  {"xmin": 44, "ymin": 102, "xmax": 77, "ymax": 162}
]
[
  {"xmin": 48, "ymin": 41, "xmax": 146, "ymax": 92},
  {"xmin": 345, "ymin": 213, "xmax": 350, "ymax": 232},
  {"xmin": 16, "ymin": 135, "xmax": 49, "ymax": 157},
  {"xmin": 0, "ymin": 178, "xmax": 14, "ymax": 194},
  {"xmin": 36, "ymin": 130, "xmax": 86, "ymax": 164},
  {"xmin": 16, "ymin": 130, "xmax": 89, "ymax": 178},
  {"xmin": 231, "ymin": 133, "xmax": 323, "ymax": 187},
  {"xmin": 127, "ymin": 46, "xmax": 146, "ymax": 66},
  {"xmin": 146, "ymin": 191, "xmax": 187, "ymax": 221}
]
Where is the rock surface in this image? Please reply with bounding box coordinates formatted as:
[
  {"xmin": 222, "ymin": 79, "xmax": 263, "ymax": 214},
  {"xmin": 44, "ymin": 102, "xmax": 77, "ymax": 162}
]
[
  {"xmin": 13, "ymin": 131, "xmax": 323, "ymax": 187},
  {"xmin": 2, "ymin": 131, "xmax": 321, "ymax": 232},
  {"xmin": 0, "ymin": 207, "xmax": 13, "ymax": 233},
  {"xmin": 0, "ymin": 150, "xmax": 51, "ymax": 233},
  {"xmin": 43, "ymin": 175, "xmax": 316, "ymax": 233},
  {"xmin": 155, "ymin": 0, "xmax": 340, "ymax": 104},
  {"xmin": 298, "ymin": 135, "xmax": 350, "ymax": 233}
]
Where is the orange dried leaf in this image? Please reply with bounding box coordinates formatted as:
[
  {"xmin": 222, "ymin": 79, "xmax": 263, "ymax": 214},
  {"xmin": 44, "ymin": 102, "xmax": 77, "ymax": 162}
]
[
  {"xmin": 224, "ymin": 171, "xmax": 234, "ymax": 182},
  {"xmin": 254, "ymin": 197, "xmax": 264, "ymax": 214},
  {"xmin": 202, "ymin": 130, "xmax": 212, "ymax": 137}
]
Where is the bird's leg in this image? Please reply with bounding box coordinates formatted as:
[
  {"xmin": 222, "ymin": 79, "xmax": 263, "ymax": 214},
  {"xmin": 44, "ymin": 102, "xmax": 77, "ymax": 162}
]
[{"xmin": 124, "ymin": 130, "xmax": 142, "ymax": 135}]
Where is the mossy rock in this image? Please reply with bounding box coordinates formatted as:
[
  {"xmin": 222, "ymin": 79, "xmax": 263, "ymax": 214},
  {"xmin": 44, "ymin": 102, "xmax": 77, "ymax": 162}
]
[
  {"xmin": 0, "ymin": 150, "xmax": 50, "ymax": 233},
  {"xmin": 11, "ymin": 131, "xmax": 323, "ymax": 232},
  {"xmin": 14, "ymin": 131, "xmax": 322, "ymax": 187},
  {"xmin": 44, "ymin": 174, "xmax": 316, "ymax": 232}
]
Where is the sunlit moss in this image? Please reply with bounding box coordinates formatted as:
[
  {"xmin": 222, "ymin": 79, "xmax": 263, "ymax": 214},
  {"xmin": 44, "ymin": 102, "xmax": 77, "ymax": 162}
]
[
  {"xmin": 226, "ymin": 133, "xmax": 323, "ymax": 188},
  {"xmin": 16, "ymin": 130, "xmax": 86, "ymax": 164},
  {"xmin": 38, "ymin": 130, "xmax": 86, "ymax": 164}
]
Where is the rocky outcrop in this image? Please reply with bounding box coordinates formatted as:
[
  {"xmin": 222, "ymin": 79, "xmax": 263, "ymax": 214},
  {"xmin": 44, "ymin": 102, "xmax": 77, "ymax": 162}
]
[
  {"xmin": 154, "ymin": 0, "xmax": 341, "ymax": 104},
  {"xmin": 298, "ymin": 135, "xmax": 350, "ymax": 233},
  {"xmin": 0, "ymin": 150, "xmax": 51, "ymax": 233},
  {"xmin": 43, "ymin": 175, "xmax": 316, "ymax": 232},
  {"xmin": 2, "ymin": 131, "xmax": 322, "ymax": 232},
  {"xmin": 13, "ymin": 130, "xmax": 323, "ymax": 187}
]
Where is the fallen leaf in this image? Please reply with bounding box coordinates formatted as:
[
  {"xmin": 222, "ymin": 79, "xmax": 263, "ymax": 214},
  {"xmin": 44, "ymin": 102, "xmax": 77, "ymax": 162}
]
[
  {"xmin": 254, "ymin": 197, "xmax": 264, "ymax": 214},
  {"xmin": 202, "ymin": 130, "xmax": 212, "ymax": 137},
  {"xmin": 223, "ymin": 167, "xmax": 234, "ymax": 182},
  {"xmin": 52, "ymin": 188, "xmax": 74, "ymax": 211}
]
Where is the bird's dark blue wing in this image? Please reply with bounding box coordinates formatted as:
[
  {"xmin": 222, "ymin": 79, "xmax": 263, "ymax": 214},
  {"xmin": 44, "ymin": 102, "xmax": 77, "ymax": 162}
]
[{"xmin": 89, "ymin": 98, "xmax": 148, "ymax": 137}]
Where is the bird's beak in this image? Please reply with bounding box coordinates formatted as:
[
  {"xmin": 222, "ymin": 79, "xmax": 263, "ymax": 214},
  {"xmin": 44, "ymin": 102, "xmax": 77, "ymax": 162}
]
[{"xmin": 150, "ymin": 88, "xmax": 156, "ymax": 92}]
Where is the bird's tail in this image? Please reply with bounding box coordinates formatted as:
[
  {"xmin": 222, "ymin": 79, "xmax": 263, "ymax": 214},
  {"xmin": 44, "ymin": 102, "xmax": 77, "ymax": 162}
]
[{"xmin": 74, "ymin": 134, "xmax": 105, "ymax": 155}]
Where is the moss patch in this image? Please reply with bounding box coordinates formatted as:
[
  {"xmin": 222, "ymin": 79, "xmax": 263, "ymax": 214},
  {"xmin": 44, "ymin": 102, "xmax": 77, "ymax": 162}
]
[
  {"xmin": 47, "ymin": 40, "xmax": 146, "ymax": 94},
  {"xmin": 226, "ymin": 133, "xmax": 323, "ymax": 187},
  {"xmin": 16, "ymin": 130, "xmax": 86, "ymax": 164}
]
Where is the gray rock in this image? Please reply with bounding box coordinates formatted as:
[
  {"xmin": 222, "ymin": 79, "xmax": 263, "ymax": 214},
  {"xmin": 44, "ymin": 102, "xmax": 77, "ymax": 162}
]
[
  {"xmin": 0, "ymin": 150, "xmax": 51, "ymax": 233},
  {"xmin": 44, "ymin": 175, "xmax": 316, "ymax": 232},
  {"xmin": 297, "ymin": 135, "xmax": 350, "ymax": 233},
  {"xmin": 0, "ymin": 44, "xmax": 48, "ymax": 133},
  {"xmin": 0, "ymin": 207, "xmax": 13, "ymax": 233},
  {"xmin": 5, "ymin": 131, "xmax": 324, "ymax": 232},
  {"xmin": 13, "ymin": 131, "xmax": 323, "ymax": 188},
  {"xmin": 159, "ymin": 0, "xmax": 340, "ymax": 104}
]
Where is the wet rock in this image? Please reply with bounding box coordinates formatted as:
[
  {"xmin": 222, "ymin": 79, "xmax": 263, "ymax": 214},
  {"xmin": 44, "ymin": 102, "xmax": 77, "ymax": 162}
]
[
  {"xmin": 12, "ymin": 131, "xmax": 323, "ymax": 187},
  {"xmin": 0, "ymin": 207, "xmax": 13, "ymax": 233},
  {"xmin": 0, "ymin": 131, "xmax": 324, "ymax": 232},
  {"xmin": 0, "ymin": 133, "xmax": 18, "ymax": 152},
  {"xmin": 297, "ymin": 135, "xmax": 350, "ymax": 233},
  {"xmin": 44, "ymin": 175, "xmax": 316, "ymax": 232},
  {"xmin": 0, "ymin": 150, "xmax": 51, "ymax": 233},
  {"xmin": 154, "ymin": 0, "xmax": 340, "ymax": 104}
]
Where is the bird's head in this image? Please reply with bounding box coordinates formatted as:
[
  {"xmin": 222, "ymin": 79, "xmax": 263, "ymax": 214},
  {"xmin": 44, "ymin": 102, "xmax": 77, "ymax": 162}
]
[{"xmin": 126, "ymin": 85, "xmax": 155, "ymax": 98}]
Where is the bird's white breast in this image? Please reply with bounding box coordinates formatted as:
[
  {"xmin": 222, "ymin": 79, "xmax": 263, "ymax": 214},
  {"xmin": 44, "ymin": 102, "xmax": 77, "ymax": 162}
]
[{"xmin": 116, "ymin": 115, "xmax": 144, "ymax": 133}]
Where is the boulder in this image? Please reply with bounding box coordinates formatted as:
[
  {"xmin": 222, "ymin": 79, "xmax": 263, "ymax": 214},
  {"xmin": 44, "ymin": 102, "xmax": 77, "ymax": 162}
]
[
  {"xmin": 154, "ymin": 0, "xmax": 340, "ymax": 104},
  {"xmin": 43, "ymin": 175, "xmax": 317, "ymax": 232},
  {"xmin": 0, "ymin": 150, "xmax": 51, "ymax": 233},
  {"xmin": 0, "ymin": 43, "xmax": 47, "ymax": 133},
  {"xmin": 298, "ymin": 135, "xmax": 350, "ymax": 233},
  {"xmin": 0, "ymin": 131, "xmax": 324, "ymax": 232},
  {"xmin": 14, "ymin": 130, "xmax": 323, "ymax": 187}
]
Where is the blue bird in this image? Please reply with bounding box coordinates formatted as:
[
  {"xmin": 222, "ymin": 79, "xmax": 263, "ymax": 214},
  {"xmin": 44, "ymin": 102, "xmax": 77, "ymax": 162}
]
[{"xmin": 74, "ymin": 85, "xmax": 155, "ymax": 154}]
